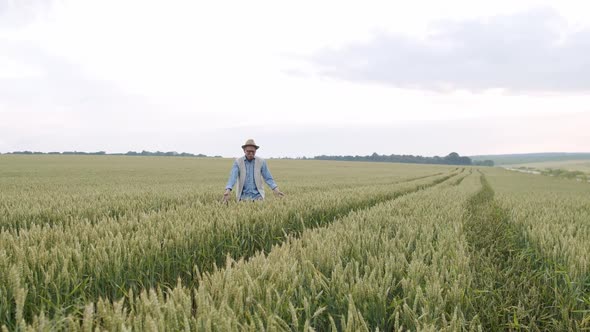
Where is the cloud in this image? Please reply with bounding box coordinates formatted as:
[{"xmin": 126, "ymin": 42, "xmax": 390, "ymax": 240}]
[
  {"xmin": 307, "ymin": 8, "xmax": 590, "ymax": 93},
  {"xmin": 0, "ymin": 39, "xmax": 172, "ymax": 151},
  {"xmin": 0, "ymin": 0, "xmax": 56, "ymax": 29},
  {"xmin": 0, "ymin": 40, "xmax": 155, "ymax": 115}
]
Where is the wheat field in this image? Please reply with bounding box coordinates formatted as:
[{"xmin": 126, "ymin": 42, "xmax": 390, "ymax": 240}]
[{"xmin": 0, "ymin": 155, "xmax": 588, "ymax": 331}]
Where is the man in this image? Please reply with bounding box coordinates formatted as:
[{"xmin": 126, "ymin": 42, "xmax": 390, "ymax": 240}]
[{"xmin": 223, "ymin": 139, "xmax": 285, "ymax": 203}]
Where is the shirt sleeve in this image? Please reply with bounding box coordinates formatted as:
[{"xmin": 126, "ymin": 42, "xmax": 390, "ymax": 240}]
[
  {"xmin": 261, "ymin": 160, "xmax": 278, "ymax": 190},
  {"xmin": 225, "ymin": 160, "xmax": 239, "ymax": 190}
]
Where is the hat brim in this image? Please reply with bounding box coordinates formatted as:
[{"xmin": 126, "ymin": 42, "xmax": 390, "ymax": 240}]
[{"xmin": 242, "ymin": 144, "xmax": 259, "ymax": 149}]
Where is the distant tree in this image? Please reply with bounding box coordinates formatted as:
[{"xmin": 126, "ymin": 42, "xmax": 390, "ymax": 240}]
[
  {"xmin": 7, "ymin": 150, "xmax": 210, "ymax": 158},
  {"xmin": 313, "ymin": 152, "xmax": 473, "ymax": 166},
  {"xmin": 473, "ymin": 160, "xmax": 494, "ymax": 167},
  {"xmin": 444, "ymin": 152, "xmax": 470, "ymax": 165}
]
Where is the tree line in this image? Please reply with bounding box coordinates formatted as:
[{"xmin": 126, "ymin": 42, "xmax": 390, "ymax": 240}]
[
  {"xmin": 2, "ymin": 151, "xmax": 221, "ymax": 158},
  {"xmin": 2, "ymin": 150, "xmax": 494, "ymax": 166},
  {"xmin": 310, "ymin": 152, "xmax": 494, "ymax": 166}
]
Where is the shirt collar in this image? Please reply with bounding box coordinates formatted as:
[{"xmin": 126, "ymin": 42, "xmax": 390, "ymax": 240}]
[{"xmin": 244, "ymin": 156, "xmax": 256, "ymax": 161}]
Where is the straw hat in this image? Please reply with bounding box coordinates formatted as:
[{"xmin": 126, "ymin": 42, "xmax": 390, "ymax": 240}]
[{"xmin": 241, "ymin": 139, "xmax": 260, "ymax": 149}]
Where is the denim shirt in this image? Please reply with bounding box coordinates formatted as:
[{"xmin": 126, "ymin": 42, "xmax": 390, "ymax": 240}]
[{"xmin": 225, "ymin": 157, "xmax": 278, "ymax": 200}]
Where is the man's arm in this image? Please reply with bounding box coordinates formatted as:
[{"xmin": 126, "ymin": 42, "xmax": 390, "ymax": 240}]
[
  {"xmin": 223, "ymin": 161, "xmax": 239, "ymax": 202},
  {"xmin": 225, "ymin": 160, "xmax": 239, "ymax": 190},
  {"xmin": 261, "ymin": 160, "xmax": 277, "ymax": 189},
  {"xmin": 262, "ymin": 160, "xmax": 284, "ymax": 196}
]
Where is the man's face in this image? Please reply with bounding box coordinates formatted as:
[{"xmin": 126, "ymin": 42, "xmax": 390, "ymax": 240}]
[{"xmin": 244, "ymin": 147, "xmax": 256, "ymax": 160}]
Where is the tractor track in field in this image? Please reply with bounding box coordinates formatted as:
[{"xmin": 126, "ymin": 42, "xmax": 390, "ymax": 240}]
[{"xmin": 463, "ymin": 172, "xmax": 589, "ymax": 331}]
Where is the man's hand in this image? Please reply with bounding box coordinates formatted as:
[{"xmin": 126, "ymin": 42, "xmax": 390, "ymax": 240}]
[
  {"xmin": 222, "ymin": 189, "xmax": 231, "ymax": 204},
  {"xmin": 273, "ymin": 187, "xmax": 285, "ymax": 198}
]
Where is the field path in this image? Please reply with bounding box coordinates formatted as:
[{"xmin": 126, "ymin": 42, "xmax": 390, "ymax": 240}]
[{"xmin": 463, "ymin": 171, "xmax": 589, "ymax": 330}]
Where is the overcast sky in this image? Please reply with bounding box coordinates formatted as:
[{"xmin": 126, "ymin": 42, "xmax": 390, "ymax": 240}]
[{"xmin": 1, "ymin": 0, "xmax": 589, "ymax": 158}]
